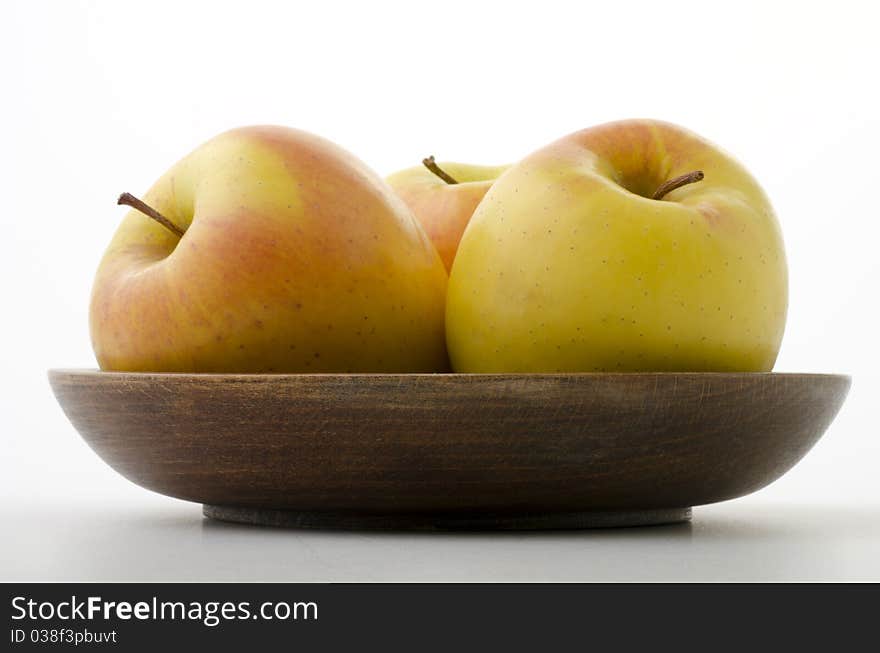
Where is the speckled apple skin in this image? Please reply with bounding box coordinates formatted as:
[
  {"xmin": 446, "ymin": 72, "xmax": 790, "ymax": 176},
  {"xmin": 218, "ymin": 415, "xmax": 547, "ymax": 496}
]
[
  {"xmin": 446, "ymin": 120, "xmax": 788, "ymax": 373},
  {"xmin": 387, "ymin": 162, "xmax": 507, "ymax": 272},
  {"xmin": 91, "ymin": 126, "xmax": 449, "ymax": 373}
]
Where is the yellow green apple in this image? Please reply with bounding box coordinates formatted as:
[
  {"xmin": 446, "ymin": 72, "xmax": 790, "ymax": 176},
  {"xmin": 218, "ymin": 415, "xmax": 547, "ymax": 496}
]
[
  {"xmin": 90, "ymin": 126, "xmax": 449, "ymax": 373},
  {"xmin": 387, "ymin": 157, "xmax": 507, "ymax": 271},
  {"xmin": 446, "ymin": 119, "xmax": 788, "ymax": 372}
]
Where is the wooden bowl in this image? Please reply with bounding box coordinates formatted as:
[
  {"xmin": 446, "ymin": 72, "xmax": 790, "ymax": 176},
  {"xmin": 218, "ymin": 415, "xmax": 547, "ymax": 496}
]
[{"xmin": 48, "ymin": 370, "xmax": 850, "ymax": 530}]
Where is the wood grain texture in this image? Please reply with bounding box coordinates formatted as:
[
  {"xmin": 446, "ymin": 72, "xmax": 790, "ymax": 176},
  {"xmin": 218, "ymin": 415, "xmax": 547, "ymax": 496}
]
[{"xmin": 49, "ymin": 371, "xmax": 849, "ymax": 520}]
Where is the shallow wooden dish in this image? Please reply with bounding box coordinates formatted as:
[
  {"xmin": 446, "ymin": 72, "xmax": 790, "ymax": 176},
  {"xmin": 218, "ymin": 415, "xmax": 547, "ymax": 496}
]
[{"xmin": 49, "ymin": 370, "xmax": 849, "ymax": 530}]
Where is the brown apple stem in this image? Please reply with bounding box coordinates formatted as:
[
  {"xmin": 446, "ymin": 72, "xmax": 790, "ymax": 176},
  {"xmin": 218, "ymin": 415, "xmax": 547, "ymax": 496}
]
[
  {"xmin": 651, "ymin": 170, "xmax": 704, "ymax": 200},
  {"xmin": 117, "ymin": 192, "xmax": 185, "ymax": 237},
  {"xmin": 422, "ymin": 155, "xmax": 458, "ymax": 185}
]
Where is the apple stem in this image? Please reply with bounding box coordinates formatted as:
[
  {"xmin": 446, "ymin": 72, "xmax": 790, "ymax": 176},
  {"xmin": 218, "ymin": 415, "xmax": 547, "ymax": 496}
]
[
  {"xmin": 422, "ymin": 156, "xmax": 459, "ymax": 185},
  {"xmin": 651, "ymin": 170, "xmax": 704, "ymax": 200},
  {"xmin": 117, "ymin": 192, "xmax": 185, "ymax": 238}
]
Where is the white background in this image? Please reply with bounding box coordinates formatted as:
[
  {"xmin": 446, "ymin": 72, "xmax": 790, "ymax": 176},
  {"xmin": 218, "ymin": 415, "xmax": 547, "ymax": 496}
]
[{"xmin": 1, "ymin": 0, "xmax": 878, "ymax": 580}]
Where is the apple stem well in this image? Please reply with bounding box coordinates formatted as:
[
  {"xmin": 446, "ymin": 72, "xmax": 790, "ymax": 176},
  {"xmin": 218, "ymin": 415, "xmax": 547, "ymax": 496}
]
[
  {"xmin": 422, "ymin": 156, "xmax": 459, "ymax": 185},
  {"xmin": 117, "ymin": 192, "xmax": 185, "ymax": 238},
  {"xmin": 651, "ymin": 170, "xmax": 704, "ymax": 201}
]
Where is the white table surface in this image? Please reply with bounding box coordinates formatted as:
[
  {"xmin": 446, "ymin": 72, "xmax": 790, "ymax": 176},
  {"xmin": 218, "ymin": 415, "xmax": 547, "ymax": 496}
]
[{"xmin": 4, "ymin": 496, "xmax": 879, "ymax": 582}]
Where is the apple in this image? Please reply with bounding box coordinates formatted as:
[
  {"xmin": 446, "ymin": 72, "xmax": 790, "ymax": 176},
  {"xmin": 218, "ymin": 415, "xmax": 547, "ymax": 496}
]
[
  {"xmin": 90, "ymin": 126, "xmax": 449, "ymax": 373},
  {"xmin": 387, "ymin": 157, "xmax": 507, "ymax": 271},
  {"xmin": 446, "ymin": 119, "xmax": 788, "ymax": 372}
]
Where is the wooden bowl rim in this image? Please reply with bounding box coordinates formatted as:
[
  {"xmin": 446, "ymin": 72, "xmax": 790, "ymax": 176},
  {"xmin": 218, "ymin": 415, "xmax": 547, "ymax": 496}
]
[{"xmin": 49, "ymin": 369, "xmax": 851, "ymax": 382}]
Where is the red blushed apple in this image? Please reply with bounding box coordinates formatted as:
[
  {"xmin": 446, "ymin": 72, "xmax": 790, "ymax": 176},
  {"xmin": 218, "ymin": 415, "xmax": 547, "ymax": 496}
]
[
  {"xmin": 90, "ymin": 126, "xmax": 449, "ymax": 373},
  {"xmin": 387, "ymin": 157, "xmax": 508, "ymax": 271}
]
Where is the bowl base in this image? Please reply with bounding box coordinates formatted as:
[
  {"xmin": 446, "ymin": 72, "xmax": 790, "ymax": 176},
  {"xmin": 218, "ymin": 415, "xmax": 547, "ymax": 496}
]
[{"xmin": 203, "ymin": 504, "xmax": 692, "ymax": 531}]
